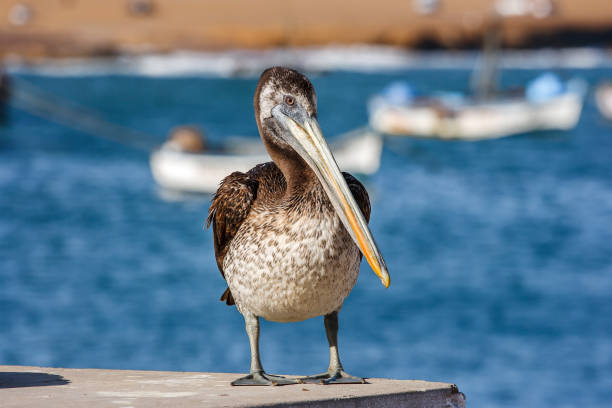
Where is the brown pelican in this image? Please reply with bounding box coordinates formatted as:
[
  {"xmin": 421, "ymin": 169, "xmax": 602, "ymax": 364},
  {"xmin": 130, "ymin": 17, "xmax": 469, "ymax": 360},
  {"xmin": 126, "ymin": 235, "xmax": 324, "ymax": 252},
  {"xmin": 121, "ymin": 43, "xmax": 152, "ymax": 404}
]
[{"xmin": 207, "ymin": 67, "xmax": 390, "ymax": 386}]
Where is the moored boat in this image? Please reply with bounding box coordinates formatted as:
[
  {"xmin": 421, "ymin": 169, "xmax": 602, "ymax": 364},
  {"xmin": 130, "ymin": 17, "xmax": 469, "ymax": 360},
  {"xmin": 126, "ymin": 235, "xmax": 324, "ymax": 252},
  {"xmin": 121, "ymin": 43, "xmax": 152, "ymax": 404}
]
[
  {"xmin": 369, "ymin": 75, "xmax": 586, "ymax": 140},
  {"xmin": 150, "ymin": 127, "xmax": 382, "ymax": 193}
]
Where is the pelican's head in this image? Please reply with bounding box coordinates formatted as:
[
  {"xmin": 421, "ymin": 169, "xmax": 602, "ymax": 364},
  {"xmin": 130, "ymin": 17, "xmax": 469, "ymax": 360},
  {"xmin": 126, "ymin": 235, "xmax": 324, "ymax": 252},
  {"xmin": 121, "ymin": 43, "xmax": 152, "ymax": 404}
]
[
  {"xmin": 254, "ymin": 67, "xmax": 318, "ymax": 155},
  {"xmin": 254, "ymin": 67, "xmax": 390, "ymax": 288}
]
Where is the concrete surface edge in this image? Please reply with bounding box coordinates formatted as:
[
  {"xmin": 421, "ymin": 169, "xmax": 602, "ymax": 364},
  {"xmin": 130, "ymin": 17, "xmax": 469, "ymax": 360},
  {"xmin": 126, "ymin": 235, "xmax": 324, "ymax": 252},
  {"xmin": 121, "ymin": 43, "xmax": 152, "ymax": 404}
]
[{"xmin": 0, "ymin": 365, "xmax": 466, "ymax": 408}]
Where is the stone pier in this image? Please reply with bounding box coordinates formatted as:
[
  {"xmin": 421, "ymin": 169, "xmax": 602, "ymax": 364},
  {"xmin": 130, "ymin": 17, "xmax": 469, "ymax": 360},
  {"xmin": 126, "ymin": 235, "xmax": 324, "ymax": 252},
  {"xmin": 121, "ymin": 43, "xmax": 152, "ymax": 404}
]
[{"xmin": 0, "ymin": 365, "xmax": 465, "ymax": 407}]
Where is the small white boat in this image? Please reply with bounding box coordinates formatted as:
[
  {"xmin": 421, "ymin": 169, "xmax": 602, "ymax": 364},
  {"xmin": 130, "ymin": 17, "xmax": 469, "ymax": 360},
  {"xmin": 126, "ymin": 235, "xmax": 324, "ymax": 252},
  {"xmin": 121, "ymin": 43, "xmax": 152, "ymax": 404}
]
[
  {"xmin": 595, "ymin": 82, "xmax": 612, "ymax": 120},
  {"xmin": 369, "ymin": 76, "xmax": 586, "ymax": 141},
  {"xmin": 150, "ymin": 127, "xmax": 382, "ymax": 193}
]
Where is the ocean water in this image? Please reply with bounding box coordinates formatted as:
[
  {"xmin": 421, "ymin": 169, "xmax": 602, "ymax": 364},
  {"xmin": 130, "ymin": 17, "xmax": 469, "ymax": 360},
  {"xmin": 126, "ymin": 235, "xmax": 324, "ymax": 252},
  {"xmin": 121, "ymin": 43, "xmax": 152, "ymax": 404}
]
[{"xmin": 1, "ymin": 63, "xmax": 612, "ymax": 407}]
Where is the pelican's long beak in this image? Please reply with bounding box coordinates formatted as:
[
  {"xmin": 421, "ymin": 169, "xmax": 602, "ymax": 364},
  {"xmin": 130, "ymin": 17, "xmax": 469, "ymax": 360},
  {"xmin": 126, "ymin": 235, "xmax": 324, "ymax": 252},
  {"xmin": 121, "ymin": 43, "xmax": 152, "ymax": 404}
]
[{"xmin": 272, "ymin": 108, "xmax": 390, "ymax": 288}]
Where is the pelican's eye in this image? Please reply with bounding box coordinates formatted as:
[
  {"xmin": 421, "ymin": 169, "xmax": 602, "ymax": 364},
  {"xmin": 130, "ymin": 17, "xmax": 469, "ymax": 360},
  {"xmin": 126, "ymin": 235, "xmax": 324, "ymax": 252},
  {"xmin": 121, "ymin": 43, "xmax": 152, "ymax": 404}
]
[{"xmin": 284, "ymin": 95, "xmax": 295, "ymax": 106}]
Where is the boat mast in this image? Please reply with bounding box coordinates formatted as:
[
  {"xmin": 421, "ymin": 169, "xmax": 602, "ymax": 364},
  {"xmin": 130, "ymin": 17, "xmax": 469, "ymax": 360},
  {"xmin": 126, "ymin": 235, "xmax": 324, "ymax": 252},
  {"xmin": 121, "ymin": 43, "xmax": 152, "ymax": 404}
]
[{"xmin": 471, "ymin": 17, "xmax": 502, "ymax": 101}]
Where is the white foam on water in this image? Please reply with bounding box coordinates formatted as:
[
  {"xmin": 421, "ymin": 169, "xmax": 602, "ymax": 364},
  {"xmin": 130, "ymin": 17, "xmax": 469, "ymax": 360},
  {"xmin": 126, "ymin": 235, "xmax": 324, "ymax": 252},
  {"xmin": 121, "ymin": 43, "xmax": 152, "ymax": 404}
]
[{"xmin": 4, "ymin": 46, "xmax": 611, "ymax": 77}]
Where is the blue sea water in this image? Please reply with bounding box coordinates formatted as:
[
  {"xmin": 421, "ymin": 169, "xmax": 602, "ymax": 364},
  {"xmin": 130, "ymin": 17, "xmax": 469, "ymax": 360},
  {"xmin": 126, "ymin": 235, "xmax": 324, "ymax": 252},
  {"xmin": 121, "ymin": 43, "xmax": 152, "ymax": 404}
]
[{"xmin": 1, "ymin": 66, "xmax": 612, "ymax": 407}]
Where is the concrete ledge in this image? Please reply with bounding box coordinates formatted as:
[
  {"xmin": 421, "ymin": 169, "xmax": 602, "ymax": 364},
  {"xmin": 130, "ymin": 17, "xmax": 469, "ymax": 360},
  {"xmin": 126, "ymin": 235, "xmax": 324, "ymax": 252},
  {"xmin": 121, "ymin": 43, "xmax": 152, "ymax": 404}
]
[{"xmin": 0, "ymin": 365, "xmax": 465, "ymax": 408}]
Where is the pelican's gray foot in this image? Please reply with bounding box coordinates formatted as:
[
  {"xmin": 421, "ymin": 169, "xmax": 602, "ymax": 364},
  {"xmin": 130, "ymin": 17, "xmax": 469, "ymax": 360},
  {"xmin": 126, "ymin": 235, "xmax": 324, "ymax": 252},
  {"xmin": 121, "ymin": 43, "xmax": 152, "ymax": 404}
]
[
  {"xmin": 298, "ymin": 370, "xmax": 366, "ymax": 385},
  {"xmin": 299, "ymin": 312, "xmax": 367, "ymax": 385},
  {"xmin": 233, "ymin": 313, "xmax": 297, "ymax": 386},
  {"xmin": 232, "ymin": 371, "xmax": 298, "ymax": 386}
]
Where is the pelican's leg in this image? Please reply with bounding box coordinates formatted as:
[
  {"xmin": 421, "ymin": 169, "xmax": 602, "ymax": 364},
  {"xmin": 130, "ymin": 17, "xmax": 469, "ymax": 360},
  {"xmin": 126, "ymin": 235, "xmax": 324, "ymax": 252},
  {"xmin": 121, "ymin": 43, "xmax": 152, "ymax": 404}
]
[
  {"xmin": 232, "ymin": 312, "xmax": 298, "ymax": 386},
  {"xmin": 298, "ymin": 311, "xmax": 366, "ymax": 385}
]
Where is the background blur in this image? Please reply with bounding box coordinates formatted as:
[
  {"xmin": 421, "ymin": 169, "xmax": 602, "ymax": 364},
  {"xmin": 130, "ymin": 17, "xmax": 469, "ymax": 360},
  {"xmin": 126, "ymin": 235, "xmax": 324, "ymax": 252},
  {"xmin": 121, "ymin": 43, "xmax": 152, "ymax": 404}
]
[
  {"xmin": 1, "ymin": 0, "xmax": 612, "ymax": 56},
  {"xmin": 1, "ymin": 1, "xmax": 612, "ymax": 407}
]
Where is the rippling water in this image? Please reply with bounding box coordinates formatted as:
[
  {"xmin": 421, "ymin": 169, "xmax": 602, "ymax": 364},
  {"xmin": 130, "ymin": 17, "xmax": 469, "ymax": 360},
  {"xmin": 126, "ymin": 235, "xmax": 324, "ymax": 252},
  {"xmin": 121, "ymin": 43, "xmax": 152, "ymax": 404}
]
[{"xmin": 1, "ymin": 65, "xmax": 611, "ymax": 407}]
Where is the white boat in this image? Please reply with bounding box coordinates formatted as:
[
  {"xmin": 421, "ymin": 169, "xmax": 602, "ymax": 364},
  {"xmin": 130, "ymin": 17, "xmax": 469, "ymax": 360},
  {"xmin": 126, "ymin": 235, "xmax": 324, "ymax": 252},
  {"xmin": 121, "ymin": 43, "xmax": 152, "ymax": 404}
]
[
  {"xmin": 595, "ymin": 82, "xmax": 612, "ymax": 120},
  {"xmin": 369, "ymin": 77, "xmax": 586, "ymax": 141},
  {"xmin": 150, "ymin": 127, "xmax": 382, "ymax": 193},
  {"xmin": 369, "ymin": 15, "xmax": 586, "ymax": 141}
]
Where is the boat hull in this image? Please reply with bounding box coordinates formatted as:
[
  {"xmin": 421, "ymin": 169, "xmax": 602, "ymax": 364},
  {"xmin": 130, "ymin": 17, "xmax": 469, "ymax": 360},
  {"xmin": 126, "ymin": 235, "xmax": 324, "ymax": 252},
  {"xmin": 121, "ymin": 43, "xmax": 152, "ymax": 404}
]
[
  {"xmin": 150, "ymin": 129, "xmax": 382, "ymax": 194},
  {"xmin": 370, "ymin": 90, "xmax": 584, "ymax": 140}
]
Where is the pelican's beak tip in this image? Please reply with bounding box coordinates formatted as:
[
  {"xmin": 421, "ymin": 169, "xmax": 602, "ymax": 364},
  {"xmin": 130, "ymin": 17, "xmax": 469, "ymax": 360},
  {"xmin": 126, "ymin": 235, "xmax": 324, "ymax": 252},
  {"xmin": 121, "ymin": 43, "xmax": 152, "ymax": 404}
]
[{"xmin": 377, "ymin": 268, "xmax": 390, "ymax": 288}]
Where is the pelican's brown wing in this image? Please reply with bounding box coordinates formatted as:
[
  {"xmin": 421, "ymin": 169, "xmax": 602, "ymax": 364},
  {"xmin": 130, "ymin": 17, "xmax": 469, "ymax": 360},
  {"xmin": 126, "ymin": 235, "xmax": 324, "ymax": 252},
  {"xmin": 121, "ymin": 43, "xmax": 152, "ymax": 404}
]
[
  {"xmin": 343, "ymin": 172, "xmax": 371, "ymax": 262},
  {"xmin": 206, "ymin": 171, "xmax": 258, "ymax": 305},
  {"xmin": 343, "ymin": 172, "xmax": 371, "ymax": 223},
  {"xmin": 206, "ymin": 162, "xmax": 284, "ymax": 306}
]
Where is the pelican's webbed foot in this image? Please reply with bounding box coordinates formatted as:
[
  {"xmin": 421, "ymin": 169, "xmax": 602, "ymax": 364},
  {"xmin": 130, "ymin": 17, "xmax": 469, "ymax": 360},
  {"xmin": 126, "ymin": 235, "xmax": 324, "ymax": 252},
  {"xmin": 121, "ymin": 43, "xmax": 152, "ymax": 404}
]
[
  {"xmin": 297, "ymin": 312, "xmax": 367, "ymax": 385},
  {"xmin": 232, "ymin": 371, "xmax": 298, "ymax": 386},
  {"xmin": 298, "ymin": 370, "xmax": 366, "ymax": 385}
]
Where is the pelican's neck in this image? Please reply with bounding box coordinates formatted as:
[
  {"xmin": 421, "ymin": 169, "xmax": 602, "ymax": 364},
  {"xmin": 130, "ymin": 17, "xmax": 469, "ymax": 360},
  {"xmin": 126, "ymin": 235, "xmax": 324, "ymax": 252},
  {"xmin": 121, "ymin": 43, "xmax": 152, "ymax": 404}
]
[{"xmin": 262, "ymin": 136, "xmax": 318, "ymax": 198}]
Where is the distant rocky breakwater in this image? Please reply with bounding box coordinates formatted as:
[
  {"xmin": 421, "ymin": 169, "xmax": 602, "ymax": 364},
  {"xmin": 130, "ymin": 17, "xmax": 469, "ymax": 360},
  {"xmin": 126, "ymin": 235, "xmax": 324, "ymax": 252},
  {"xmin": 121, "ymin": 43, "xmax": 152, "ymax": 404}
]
[{"xmin": 2, "ymin": 25, "xmax": 612, "ymax": 62}]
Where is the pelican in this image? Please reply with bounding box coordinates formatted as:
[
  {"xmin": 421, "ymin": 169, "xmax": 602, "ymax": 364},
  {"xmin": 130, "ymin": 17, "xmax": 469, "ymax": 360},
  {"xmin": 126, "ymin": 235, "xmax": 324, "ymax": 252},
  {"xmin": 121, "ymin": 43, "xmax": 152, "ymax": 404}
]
[{"xmin": 207, "ymin": 67, "xmax": 390, "ymax": 386}]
